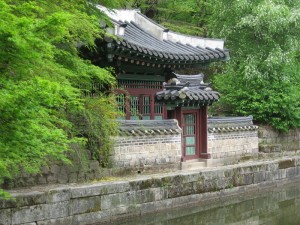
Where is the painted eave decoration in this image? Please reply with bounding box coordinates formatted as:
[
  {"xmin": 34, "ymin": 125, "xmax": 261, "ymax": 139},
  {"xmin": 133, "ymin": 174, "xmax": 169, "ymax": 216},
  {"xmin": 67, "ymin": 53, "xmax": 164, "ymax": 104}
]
[
  {"xmin": 155, "ymin": 73, "xmax": 220, "ymax": 107},
  {"xmin": 97, "ymin": 5, "xmax": 230, "ymax": 68}
]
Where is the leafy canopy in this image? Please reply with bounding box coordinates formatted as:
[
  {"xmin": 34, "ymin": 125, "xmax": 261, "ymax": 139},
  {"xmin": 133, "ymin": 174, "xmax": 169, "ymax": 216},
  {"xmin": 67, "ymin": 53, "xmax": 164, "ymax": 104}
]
[
  {"xmin": 132, "ymin": 0, "xmax": 208, "ymax": 36},
  {"xmin": 208, "ymin": 0, "xmax": 300, "ymax": 131},
  {"xmin": 0, "ymin": 0, "xmax": 124, "ymax": 197},
  {"xmin": 133, "ymin": 0, "xmax": 300, "ymax": 131}
]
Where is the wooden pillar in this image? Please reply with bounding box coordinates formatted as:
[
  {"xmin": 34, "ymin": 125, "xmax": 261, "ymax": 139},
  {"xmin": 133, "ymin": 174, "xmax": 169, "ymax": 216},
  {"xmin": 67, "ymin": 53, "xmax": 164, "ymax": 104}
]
[
  {"xmin": 174, "ymin": 107, "xmax": 182, "ymax": 127},
  {"xmin": 199, "ymin": 107, "xmax": 211, "ymax": 159}
]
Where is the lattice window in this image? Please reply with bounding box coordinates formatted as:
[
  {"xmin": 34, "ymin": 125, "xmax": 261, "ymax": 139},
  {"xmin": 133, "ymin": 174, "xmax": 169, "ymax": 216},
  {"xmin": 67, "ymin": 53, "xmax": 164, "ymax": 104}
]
[
  {"xmin": 116, "ymin": 79, "xmax": 164, "ymax": 120},
  {"xmin": 115, "ymin": 94, "xmax": 164, "ymax": 120},
  {"xmin": 116, "ymin": 94, "xmax": 126, "ymax": 119},
  {"xmin": 142, "ymin": 96, "xmax": 151, "ymax": 120},
  {"xmin": 130, "ymin": 96, "xmax": 140, "ymax": 120},
  {"xmin": 154, "ymin": 103, "xmax": 163, "ymax": 120}
]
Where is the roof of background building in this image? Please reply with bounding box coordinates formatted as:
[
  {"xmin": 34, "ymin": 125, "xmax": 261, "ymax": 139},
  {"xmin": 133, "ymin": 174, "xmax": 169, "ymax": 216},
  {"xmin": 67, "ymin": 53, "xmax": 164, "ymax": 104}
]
[{"xmin": 97, "ymin": 6, "xmax": 229, "ymax": 67}]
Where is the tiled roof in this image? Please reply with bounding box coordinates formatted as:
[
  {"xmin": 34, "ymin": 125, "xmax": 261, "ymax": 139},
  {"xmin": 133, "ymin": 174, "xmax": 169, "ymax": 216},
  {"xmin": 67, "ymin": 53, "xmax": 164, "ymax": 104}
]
[
  {"xmin": 208, "ymin": 116, "xmax": 259, "ymax": 133},
  {"xmin": 115, "ymin": 22, "xmax": 228, "ymax": 64},
  {"xmin": 155, "ymin": 73, "xmax": 220, "ymax": 106},
  {"xmin": 98, "ymin": 6, "xmax": 229, "ymax": 66},
  {"xmin": 115, "ymin": 116, "xmax": 258, "ymax": 136},
  {"xmin": 116, "ymin": 119, "xmax": 182, "ymax": 136}
]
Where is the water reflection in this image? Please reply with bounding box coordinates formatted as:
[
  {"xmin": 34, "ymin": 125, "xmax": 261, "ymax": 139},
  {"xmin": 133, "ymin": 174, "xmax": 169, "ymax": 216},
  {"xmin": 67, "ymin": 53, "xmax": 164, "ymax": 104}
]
[{"xmin": 111, "ymin": 184, "xmax": 300, "ymax": 225}]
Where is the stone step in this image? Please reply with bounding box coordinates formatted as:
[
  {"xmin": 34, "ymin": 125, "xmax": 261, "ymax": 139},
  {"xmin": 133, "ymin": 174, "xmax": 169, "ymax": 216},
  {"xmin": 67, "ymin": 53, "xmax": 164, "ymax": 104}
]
[{"xmin": 181, "ymin": 160, "xmax": 207, "ymax": 170}]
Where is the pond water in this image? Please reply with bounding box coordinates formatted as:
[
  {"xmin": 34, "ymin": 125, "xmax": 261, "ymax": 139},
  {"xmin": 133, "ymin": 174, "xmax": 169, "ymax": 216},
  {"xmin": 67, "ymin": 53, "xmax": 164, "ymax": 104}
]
[{"xmin": 110, "ymin": 183, "xmax": 300, "ymax": 225}]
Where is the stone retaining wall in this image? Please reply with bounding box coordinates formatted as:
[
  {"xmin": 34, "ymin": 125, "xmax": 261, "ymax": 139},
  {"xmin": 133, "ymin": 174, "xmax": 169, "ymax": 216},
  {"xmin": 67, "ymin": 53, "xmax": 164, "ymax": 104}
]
[
  {"xmin": 1, "ymin": 156, "xmax": 300, "ymax": 225},
  {"xmin": 118, "ymin": 181, "xmax": 300, "ymax": 225},
  {"xmin": 207, "ymin": 116, "xmax": 259, "ymax": 165},
  {"xmin": 1, "ymin": 152, "xmax": 111, "ymax": 189},
  {"xmin": 2, "ymin": 132, "xmax": 182, "ymax": 190},
  {"xmin": 2, "ymin": 117, "xmax": 261, "ymax": 189},
  {"xmin": 112, "ymin": 134, "xmax": 182, "ymax": 171},
  {"xmin": 208, "ymin": 130, "xmax": 259, "ymax": 165},
  {"xmin": 259, "ymin": 126, "xmax": 300, "ymax": 153}
]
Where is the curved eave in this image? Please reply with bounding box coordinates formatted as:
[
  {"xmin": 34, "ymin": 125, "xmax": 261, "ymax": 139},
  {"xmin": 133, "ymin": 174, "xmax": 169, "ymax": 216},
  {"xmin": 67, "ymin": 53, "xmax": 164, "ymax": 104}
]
[
  {"xmin": 99, "ymin": 5, "xmax": 230, "ymax": 66},
  {"xmin": 155, "ymin": 88, "xmax": 220, "ymax": 107},
  {"xmin": 110, "ymin": 20, "xmax": 229, "ymax": 66},
  {"xmin": 113, "ymin": 40, "xmax": 228, "ymax": 66}
]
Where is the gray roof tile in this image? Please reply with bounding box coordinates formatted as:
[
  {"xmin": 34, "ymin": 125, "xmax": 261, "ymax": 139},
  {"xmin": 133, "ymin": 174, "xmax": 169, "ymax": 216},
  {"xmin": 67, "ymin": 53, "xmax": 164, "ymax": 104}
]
[
  {"xmin": 208, "ymin": 116, "xmax": 259, "ymax": 133},
  {"xmin": 155, "ymin": 73, "xmax": 220, "ymax": 106},
  {"xmin": 116, "ymin": 119, "xmax": 182, "ymax": 136},
  {"xmin": 115, "ymin": 116, "xmax": 258, "ymax": 136},
  {"xmin": 98, "ymin": 6, "xmax": 230, "ymax": 65}
]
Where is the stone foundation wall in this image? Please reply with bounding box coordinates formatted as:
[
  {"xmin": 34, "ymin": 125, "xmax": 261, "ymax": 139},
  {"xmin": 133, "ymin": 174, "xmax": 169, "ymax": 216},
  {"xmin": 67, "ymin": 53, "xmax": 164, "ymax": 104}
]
[
  {"xmin": 0, "ymin": 143, "xmax": 110, "ymax": 189},
  {"xmin": 2, "ymin": 117, "xmax": 262, "ymax": 188},
  {"xmin": 1, "ymin": 157, "xmax": 300, "ymax": 225},
  {"xmin": 259, "ymin": 126, "xmax": 300, "ymax": 153},
  {"xmin": 208, "ymin": 130, "xmax": 259, "ymax": 165},
  {"xmin": 1, "ymin": 158, "xmax": 114, "ymax": 190},
  {"xmin": 112, "ymin": 134, "xmax": 182, "ymax": 172},
  {"xmin": 2, "ymin": 132, "xmax": 182, "ymax": 189}
]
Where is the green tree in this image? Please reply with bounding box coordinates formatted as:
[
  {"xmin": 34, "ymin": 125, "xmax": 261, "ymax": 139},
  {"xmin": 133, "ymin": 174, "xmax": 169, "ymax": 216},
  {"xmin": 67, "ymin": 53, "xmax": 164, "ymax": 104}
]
[
  {"xmin": 207, "ymin": 0, "xmax": 300, "ymax": 131},
  {"xmin": 0, "ymin": 0, "xmax": 124, "ymax": 197},
  {"xmin": 132, "ymin": 0, "xmax": 208, "ymax": 36}
]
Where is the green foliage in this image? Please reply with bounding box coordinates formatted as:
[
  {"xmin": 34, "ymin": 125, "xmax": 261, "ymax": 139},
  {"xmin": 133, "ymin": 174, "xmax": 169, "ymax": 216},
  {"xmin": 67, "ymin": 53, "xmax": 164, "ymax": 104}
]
[
  {"xmin": 0, "ymin": 0, "xmax": 123, "ymax": 196},
  {"xmin": 79, "ymin": 95, "xmax": 120, "ymax": 167},
  {"xmin": 0, "ymin": 188, "xmax": 10, "ymax": 199},
  {"xmin": 97, "ymin": 0, "xmax": 131, "ymax": 8},
  {"xmin": 155, "ymin": 0, "xmax": 200, "ymax": 22},
  {"xmin": 132, "ymin": 0, "xmax": 208, "ymax": 36},
  {"xmin": 160, "ymin": 21, "xmax": 204, "ymax": 37},
  {"xmin": 208, "ymin": 0, "xmax": 300, "ymax": 131}
]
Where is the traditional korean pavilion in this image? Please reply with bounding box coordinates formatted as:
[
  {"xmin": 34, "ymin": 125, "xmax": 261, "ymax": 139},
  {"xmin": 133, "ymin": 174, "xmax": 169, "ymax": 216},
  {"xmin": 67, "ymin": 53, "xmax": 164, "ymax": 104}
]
[{"xmin": 84, "ymin": 6, "xmax": 230, "ymax": 166}]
